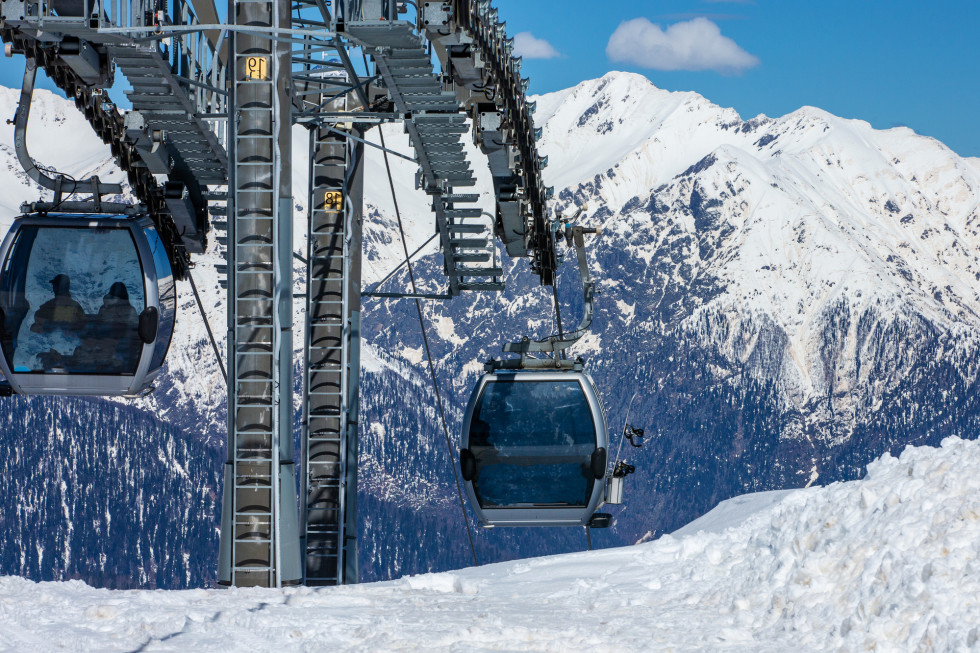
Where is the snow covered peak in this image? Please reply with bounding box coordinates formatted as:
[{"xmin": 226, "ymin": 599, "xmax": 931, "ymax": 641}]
[
  {"xmin": 3, "ymin": 72, "xmax": 980, "ymax": 436},
  {"xmin": 533, "ymin": 71, "xmax": 742, "ymax": 193},
  {"xmin": 528, "ymin": 73, "xmax": 980, "ymax": 406}
]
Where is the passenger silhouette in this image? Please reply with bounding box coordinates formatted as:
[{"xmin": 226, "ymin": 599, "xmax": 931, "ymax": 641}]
[
  {"xmin": 100, "ymin": 282, "xmax": 141, "ymax": 370},
  {"xmin": 53, "ymin": 281, "xmax": 140, "ymax": 373},
  {"xmin": 98, "ymin": 282, "xmax": 139, "ymax": 334},
  {"xmin": 80, "ymin": 282, "xmax": 140, "ymax": 372},
  {"xmin": 30, "ymin": 274, "xmax": 86, "ymax": 334}
]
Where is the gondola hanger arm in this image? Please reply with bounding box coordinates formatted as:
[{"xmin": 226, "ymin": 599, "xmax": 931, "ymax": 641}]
[
  {"xmin": 496, "ymin": 212, "xmax": 601, "ymax": 369},
  {"xmin": 14, "ymin": 59, "xmax": 123, "ymax": 197}
]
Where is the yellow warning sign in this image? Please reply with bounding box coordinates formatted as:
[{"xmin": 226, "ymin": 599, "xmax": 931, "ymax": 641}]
[
  {"xmin": 245, "ymin": 56, "xmax": 268, "ymax": 80},
  {"xmin": 324, "ymin": 191, "xmax": 343, "ymax": 210}
]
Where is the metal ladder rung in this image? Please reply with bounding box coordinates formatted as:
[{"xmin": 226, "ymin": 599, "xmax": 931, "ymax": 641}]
[
  {"xmin": 447, "ymin": 223, "xmax": 486, "ymax": 233},
  {"xmin": 450, "ymin": 238, "xmax": 489, "ymax": 248},
  {"xmin": 458, "ymin": 267, "xmax": 504, "ymax": 277}
]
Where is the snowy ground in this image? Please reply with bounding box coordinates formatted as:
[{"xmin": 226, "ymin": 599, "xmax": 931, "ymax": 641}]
[{"xmin": 2, "ymin": 438, "xmax": 979, "ymax": 651}]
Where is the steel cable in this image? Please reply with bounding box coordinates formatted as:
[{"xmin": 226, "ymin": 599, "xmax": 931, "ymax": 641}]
[
  {"xmin": 188, "ymin": 269, "xmax": 228, "ymax": 384},
  {"xmin": 550, "ymin": 229, "xmax": 566, "ymax": 359},
  {"xmin": 375, "ymin": 124, "xmax": 481, "ymax": 567}
]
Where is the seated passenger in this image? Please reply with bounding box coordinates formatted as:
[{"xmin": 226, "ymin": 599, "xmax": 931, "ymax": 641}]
[
  {"xmin": 58, "ymin": 282, "xmax": 141, "ymax": 374},
  {"xmin": 100, "ymin": 282, "xmax": 141, "ymax": 370},
  {"xmin": 30, "ymin": 274, "xmax": 86, "ymax": 335},
  {"xmin": 98, "ymin": 282, "xmax": 139, "ymax": 334}
]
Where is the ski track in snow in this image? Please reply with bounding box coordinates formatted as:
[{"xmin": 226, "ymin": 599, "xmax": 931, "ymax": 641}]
[{"xmin": 1, "ymin": 437, "xmax": 979, "ymax": 652}]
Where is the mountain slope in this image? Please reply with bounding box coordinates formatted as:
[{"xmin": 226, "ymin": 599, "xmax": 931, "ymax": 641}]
[
  {"xmin": 1, "ymin": 437, "xmax": 978, "ymax": 651},
  {"xmin": 542, "ymin": 72, "xmax": 980, "ymax": 405},
  {"xmin": 367, "ymin": 71, "xmax": 980, "ymax": 544}
]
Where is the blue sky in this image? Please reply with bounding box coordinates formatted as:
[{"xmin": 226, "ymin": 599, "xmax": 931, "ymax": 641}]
[
  {"xmin": 2, "ymin": 0, "xmax": 977, "ymax": 157},
  {"xmin": 501, "ymin": 0, "xmax": 980, "ymax": 158}
]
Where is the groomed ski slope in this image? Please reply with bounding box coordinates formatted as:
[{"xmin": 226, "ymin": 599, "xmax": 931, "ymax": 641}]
[{"xmin": 2, "ymin": 437, "xmax": 979, "ymax": 652}]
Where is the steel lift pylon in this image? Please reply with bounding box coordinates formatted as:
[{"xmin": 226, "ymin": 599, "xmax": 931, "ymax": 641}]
[
  {"xmin": 301, "ymin": 123, "xmax": 364, "ymax": 585},
  {"xmin": 221, "ymin": 0, "xmax": 373, "ymax": 587},
  {"xmin": 216, "ymin": 0, "xmax": 303, "ymax": 587}
]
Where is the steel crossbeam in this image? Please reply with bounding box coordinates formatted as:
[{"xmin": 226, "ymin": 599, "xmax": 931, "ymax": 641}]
[
  {"xmin": 347, "ymin": 19, "xmax": 502, "ymax": 296},
  {"xmin": 216, "ymin": 0, "xmax": 302, "ymax": 589}
]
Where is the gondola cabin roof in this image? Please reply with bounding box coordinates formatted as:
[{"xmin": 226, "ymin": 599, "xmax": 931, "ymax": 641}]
[
  {"xmin": 0, "ymin": 213, "xmax": 176, "ymax": 396},
  {"xmin": 460, "ymin": 370, "xmax": 609, "ymax": 527}
]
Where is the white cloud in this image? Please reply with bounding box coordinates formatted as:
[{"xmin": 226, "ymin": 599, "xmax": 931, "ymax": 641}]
[
  {"xmin": 513, "ymin": 32, "xmax": 560, "ymax": 59},
  {"xmin": 606, "ymin": 17, "xmax": 759, "ymax": 75}
]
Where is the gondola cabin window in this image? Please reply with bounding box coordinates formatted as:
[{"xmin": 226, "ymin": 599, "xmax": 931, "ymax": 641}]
[
  {"xmin": 469, "ymin": 380, "xmax": 598, "ymax": 508},
  {"xmin": 1, "ymin": 225, "xmax": 146, "ymax": 375}
]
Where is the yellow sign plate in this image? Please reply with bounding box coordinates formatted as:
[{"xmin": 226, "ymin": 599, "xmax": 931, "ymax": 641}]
[
  {"xmin": 324, "ymin": 191, "xmax": 343, "ymax": 210},
  {"xmin": 245, "ymin": 56, "xmax": 269, "ymax": 80}
]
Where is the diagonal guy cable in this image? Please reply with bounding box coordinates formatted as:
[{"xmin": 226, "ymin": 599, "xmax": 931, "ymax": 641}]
[{"xmin": 376, "ymin": 124, "xmax": 480, "ymax": 567}]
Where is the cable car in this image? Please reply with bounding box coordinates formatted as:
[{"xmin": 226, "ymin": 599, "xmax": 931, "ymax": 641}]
[
  {"xmin": 459, "ymin": 370, "xmax": 609, "ymax": 527},
  {"xmin": 0, "ymin": 213, "xmax": 176, "ymax": 396}
]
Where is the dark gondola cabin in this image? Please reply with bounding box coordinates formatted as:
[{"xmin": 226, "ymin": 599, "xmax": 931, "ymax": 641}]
[
  {"xmin": 460, "ymin": 371, "xmax": 609, "ymax": 527},
  {"xmin": 0, "ymin": 213, "xmax": 175, "ymax": 396}
]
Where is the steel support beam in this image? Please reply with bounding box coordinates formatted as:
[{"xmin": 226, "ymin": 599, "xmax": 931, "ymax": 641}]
[
  {"xmin": 300, "ymin": 123, "xmax": 364, "ymax": 585},
  {"xmin": 218, "ymin": 0, "xmax": 301, "ymax": 588}
]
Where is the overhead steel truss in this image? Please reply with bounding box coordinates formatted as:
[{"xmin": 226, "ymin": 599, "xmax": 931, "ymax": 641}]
[{"xmin": 0, "ymin": 0, "xmax": 558, "ymax": 587}]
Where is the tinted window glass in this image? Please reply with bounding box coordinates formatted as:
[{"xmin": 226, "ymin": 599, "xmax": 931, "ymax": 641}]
[
  {"xmin": 145, "ymin": 227, "xmax": 175, "ymax": 371},
  {"xmin": 0, "ymin": 226, "xmax": 145, "ymax": 375},
  {"xmin": 469, "ymin": 380, "xmax": 597, "ymax": 508}
]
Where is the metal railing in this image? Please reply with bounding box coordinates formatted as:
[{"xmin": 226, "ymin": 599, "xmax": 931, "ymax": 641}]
[{"xmin": 73, "ymin": 0, "xmax": 231, "ymax": 151}]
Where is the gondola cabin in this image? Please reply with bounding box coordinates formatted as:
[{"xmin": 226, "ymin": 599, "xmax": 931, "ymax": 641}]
[
  {"xmin": 459, "ymin": 370, "xmax": 609, "ymax": 527},
  {"xmin": 0, "ymin": 213, "xmax": 176, "ymax": 396}
]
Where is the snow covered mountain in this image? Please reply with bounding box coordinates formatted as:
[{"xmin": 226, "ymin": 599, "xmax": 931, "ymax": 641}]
[
  {"xmin": 2, "ymin": 436, "xmax": 979, "ymax": 651},
  {"xmin": 363, "ymin": 72, "xmax": 980, "ymax": 554},
  {"xmin": 539, "ymin": 71, "xmax": 980, "ymax": 418},
  {"xmin": 3, "ymin": 71, "xmax": 980, "ymax": 588}
]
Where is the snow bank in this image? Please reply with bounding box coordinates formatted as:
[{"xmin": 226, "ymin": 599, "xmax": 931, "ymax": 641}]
[
  {"xmin": 671, "ymin": 488, "xmax": 797, "ymax": 537},
  {"xmin": 1, "ymin": 437, "xmax": 979, "ymax": 651}
]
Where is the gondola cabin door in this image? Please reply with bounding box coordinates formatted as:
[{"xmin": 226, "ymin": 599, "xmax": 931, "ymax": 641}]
[{"xmin": 460, "ymin": 371, "xmax": 609, "ymax": 527}]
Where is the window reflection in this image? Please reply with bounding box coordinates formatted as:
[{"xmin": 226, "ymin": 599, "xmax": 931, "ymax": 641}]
[
  {"xmin": 469, "ymin": 380, "xmax": 597, "ymax": 508},
  {"xmin": 0, "ymin": 226, "xmax": 145, "ymax": 375}
]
